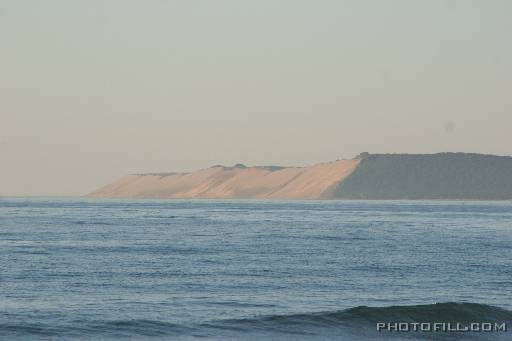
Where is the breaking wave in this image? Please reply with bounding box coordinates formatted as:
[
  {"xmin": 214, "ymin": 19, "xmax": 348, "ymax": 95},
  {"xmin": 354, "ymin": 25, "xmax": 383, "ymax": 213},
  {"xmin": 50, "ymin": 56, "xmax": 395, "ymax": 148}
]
[{"xmin": 2, "ymin": 303, "xmax": 511, "ymax": 340}]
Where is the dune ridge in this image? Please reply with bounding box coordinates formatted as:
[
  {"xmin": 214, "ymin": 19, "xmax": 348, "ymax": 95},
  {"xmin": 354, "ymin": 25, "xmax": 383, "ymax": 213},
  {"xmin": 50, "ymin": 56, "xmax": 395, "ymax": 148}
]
[
  {"xmin": 88, "ymin": 152, "xmax": 512, "ymax": 200},
  {"xmin": 88, "ymin": 159, "xmax": 360, "ymax": 199}
]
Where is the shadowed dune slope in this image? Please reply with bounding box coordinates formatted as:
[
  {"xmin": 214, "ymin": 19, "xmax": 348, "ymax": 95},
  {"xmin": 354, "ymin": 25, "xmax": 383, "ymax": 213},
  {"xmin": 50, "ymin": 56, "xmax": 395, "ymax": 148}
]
[
  {"xmin": 333, "ymin": 153, "xmax": 512, "ymax": 200},
  {"xmin": 88, "ymin": 159, "xmax": 360, "ymax": 199}
]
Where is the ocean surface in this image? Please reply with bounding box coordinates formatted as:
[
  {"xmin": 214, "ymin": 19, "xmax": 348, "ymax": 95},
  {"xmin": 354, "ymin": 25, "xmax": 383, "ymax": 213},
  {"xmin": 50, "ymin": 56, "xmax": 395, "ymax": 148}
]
[{"xmin": 1, "ymin": 198, "xmax": 512, "ymax": 340}]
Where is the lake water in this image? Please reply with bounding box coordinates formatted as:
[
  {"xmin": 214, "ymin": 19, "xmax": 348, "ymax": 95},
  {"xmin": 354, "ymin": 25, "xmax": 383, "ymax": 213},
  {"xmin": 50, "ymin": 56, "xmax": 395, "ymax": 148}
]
[{"xmin": 1, "ymin": 198, "xmax": 511, "ymax": 340}]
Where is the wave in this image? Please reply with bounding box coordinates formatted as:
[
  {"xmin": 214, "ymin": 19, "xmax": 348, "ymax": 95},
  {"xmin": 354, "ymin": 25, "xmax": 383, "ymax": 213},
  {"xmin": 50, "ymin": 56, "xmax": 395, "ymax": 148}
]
[
  {"xmin": 2, "ymin": 303, "xmax": 511, "ymax": 339},
  {"xmin": 215, "ymin": 302, "xmax": 512, "ymax": 329},
  {"xmin": 0, "ymin": 320, "xmax": 197, "ymax": 338},
  {"xmin": 90, "ymin": 319, "xmax": 196, "ymax": 337}
]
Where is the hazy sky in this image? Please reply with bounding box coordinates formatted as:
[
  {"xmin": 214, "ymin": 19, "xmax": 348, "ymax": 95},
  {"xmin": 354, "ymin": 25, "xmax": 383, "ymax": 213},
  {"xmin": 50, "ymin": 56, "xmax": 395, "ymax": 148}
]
[{"xmin": 1, "ymin": 0, "xmax": 511, "ymax": 196}]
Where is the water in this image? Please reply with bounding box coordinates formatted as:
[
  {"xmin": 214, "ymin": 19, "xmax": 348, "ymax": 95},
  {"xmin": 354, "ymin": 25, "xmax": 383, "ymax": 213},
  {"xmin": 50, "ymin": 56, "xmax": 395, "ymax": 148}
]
[{"xmin": 1, "ymin": 198, "xmax": 511, "ymax": 340}]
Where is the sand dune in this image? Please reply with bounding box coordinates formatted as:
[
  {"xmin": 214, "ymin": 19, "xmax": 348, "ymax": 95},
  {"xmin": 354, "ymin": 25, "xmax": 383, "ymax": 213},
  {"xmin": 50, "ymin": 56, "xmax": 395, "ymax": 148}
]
[
  {"xmin": 89, "ymin": 152, "xmax": 512, "ymax": 200},
  {"xmin": 88, "ymin": 159, "xmax": 360, "ymax": 199}
]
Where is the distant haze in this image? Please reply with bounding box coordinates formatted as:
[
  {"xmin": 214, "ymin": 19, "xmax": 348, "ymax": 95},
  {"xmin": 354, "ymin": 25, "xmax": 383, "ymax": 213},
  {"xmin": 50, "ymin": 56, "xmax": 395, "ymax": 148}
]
[{"xmin": 1, "ymin": 0, "xmax": 511, "ymax": 196}]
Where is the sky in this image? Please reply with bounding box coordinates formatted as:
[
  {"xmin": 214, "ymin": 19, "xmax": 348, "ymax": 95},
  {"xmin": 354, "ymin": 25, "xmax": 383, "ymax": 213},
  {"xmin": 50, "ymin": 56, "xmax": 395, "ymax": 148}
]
[{"xmin": 1, "ymin": 0, "xmax": 511, "ymax": 196}]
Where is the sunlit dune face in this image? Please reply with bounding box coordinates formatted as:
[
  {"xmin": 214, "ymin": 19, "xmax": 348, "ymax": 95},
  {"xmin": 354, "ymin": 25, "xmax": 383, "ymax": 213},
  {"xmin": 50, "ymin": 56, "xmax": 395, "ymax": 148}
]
[{"xmin": 88, "ymin": 159, "xmax": 360, "ymax": 199}]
